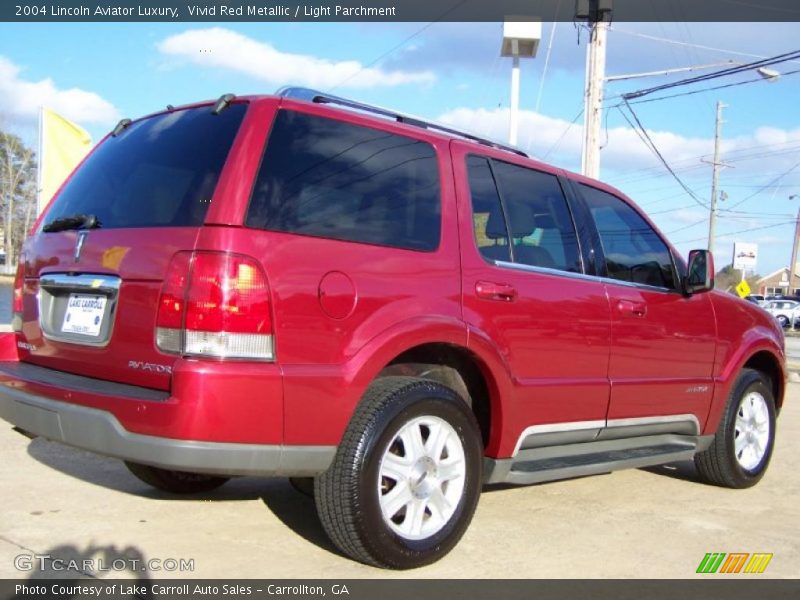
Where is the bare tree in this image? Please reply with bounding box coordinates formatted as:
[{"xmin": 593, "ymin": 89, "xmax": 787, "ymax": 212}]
[{"xmin": 0, "ymin": 130, "xmax": 37, "ymax": 275}]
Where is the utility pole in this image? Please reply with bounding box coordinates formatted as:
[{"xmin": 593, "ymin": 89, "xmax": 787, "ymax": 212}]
[
  {"xmin": 706, "ymin": 101, "xmax": 727, "ymax": 257},
  {"xmin": 789, "ymin": 195, "xmax": 800, "ymax": 295},
  {"xmin": 579, "ymin": 0, "xmax": 612, "ymax": 179}
]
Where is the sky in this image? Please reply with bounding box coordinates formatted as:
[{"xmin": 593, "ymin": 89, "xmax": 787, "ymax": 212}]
[{"xmin": 1, "ymin": 20, "xmax": 799, "ymax": 277}]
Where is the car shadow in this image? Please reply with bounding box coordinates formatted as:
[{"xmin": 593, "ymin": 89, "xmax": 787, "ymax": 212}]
[
  {"xmin": 24, "ymin": 437, "xmax": 342, "ymax": 558},
  {"xmin": 639, "ymin": 460, "xmax": 702, "ymax": 483}
]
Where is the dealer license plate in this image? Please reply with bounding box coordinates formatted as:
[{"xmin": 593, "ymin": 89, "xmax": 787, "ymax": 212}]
[{"xmin": 61, "ymin": 294, "xmax": 107, "ymax": 337}]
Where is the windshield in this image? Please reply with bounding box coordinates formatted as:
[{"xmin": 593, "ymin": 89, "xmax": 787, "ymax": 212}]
[{"xmin": 42, "ymin": 103, "xmax": 247, "ymax": 230}]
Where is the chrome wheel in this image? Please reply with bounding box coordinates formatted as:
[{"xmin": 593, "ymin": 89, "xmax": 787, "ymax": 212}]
[
  {"xmin": 734, "ymin": 391, "xmax": 771, "ymax": 471},
  {"xmin": 378, "ymin": 415, "xmax": 466, "ymax": 540}
]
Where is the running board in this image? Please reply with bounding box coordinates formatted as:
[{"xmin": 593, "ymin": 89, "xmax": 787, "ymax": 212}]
[{"xmin": 484, "ymin": 434, "xmax": 713, "ymax": 486}]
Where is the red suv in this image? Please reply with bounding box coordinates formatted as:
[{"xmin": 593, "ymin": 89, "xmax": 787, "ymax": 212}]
[{"xmin": 0, "ymin": 89, "xmax": 785, "ymax": 569}]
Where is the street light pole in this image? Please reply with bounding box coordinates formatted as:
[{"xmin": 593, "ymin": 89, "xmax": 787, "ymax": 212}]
[
  {"xmin": 501, "ymin": 19, "xmax": 541, "ymax": 146},
  {"xmin": 509, "ymin": 53, "xmax": 521, "ymax": 146}
]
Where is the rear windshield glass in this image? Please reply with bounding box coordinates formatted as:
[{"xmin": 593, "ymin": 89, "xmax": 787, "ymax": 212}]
[
  {"xmin": 42, "ymin": 104, "xmax": 247, "ymax": 230},
  {"xmin": 246, "ymin": 110, "xmax": 441, "ymax": 252}
]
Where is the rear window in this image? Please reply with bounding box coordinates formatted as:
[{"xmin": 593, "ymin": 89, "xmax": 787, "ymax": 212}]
[
  {"xmin": 42, "ymin": 104, "xmax": 247, "ymax": 230},
  {"xmin": 246, "ymin": 110, "xmax": 441, "ymax": 251}
]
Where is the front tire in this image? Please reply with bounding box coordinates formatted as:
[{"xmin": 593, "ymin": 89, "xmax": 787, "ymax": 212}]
[
  {"xmin": 776, "ymin": 314, "xmax": 789, "ymax": 328},
  {"xmin": 315, "ymin": 376, "xmax": 483, "ymax": 569},
  {"xmin": 124, "ymin": 462, "xmax": 230, "ymax": 494},
  {"xmin": 694, "ymin": 369, "xmax": 776, "ymax": 488}
]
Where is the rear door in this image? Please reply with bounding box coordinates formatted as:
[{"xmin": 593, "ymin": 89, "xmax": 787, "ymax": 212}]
[
  {"xmin": 453, "ymin": 143, "xmax": 612, "ymax": 450},
  {"xmin": 574, "ymin": 182, "xmax": 716, "ymax": 429},
  {"xmin": 17, "ymin": 103, "xmax": 248, "ymax": 390}
]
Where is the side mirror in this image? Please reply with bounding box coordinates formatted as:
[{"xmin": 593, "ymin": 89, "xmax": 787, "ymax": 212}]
[{"xmin": 684, "ymin": 249, "xmax": 714, "ymax": 295}]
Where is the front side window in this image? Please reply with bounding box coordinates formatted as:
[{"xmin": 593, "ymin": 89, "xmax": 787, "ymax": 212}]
[
  {"xmin": 466, "ymin": 156, "xmax": 581, "ymax": 273},
  {"xmin": 580, "ymin": 184, "xmax": 678, "ymax": 290},
  {"xmin": 247, "ymin": 110, "xmax": 441, "ymax": 252}
]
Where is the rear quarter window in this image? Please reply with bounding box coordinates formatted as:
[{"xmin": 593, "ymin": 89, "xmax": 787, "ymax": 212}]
[
  {"xmin": 246, "ymin": 110, "xmax": 441, "ymax": 252},
  {"xmin": 43, "ymin": 104, "xmax": 247, "ymax": 230}
]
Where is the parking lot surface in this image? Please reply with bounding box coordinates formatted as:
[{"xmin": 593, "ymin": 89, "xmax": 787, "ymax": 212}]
[{"xmin": 1, "ymin": 384, "xmax": 798, "ymax": 580}]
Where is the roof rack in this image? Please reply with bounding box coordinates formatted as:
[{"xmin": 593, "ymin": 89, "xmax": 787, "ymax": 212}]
[{"xmin": 276, "ymin": 86, "xmax": 528, "ymax": 158}]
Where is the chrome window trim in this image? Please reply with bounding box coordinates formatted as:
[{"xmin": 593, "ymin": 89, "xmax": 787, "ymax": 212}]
[
  {"xmin": 512, "ymin": 414, "xmax": 701, "ymax": 457},
  {"xmin": 492, "ymin": 259, "xmax": 681, "ymax": 295},
  {"xmin": 37, "ymin": 273, "xmax": 122, "ymax": 348}
]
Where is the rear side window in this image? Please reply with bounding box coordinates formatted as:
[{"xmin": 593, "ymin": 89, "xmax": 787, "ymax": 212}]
[
  {"xmin": 579, "ymin": 184, "xmax": 678, "ymax": 290},
  {"xmin": 467, "ymin": 155, "xmax": 581, "ymax": 273},
  {"xmin": 44, "ymin": 104, "xmax": 247, "ymax": 229},
  {"xmin": 246, "ymin": 110, "xmax": 441, "ymax": 251}
]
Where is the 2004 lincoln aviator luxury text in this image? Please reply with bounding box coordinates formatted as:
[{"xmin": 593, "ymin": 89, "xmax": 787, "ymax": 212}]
[{"xmin": 0, "ymin": 89, "xmax": 785, "ymax": 569}]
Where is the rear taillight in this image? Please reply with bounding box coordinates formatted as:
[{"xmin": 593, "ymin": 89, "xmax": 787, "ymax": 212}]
[
  {"xmin": 156, "ymin": 252, "xmax": 273, "ymax": 360},
  {"xmin": 12, "ymin": 260, "xmax": 24, "ymax": 332}
]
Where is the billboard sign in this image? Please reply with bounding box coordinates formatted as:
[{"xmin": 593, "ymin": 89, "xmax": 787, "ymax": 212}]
[{"xmin": 732, "ymin": 242, "xmax": 758, "ymax": 271}]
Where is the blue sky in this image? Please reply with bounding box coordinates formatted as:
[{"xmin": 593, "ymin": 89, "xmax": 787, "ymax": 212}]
[{"xmin": 1, "ymin": 20, "xmax": 799, "ymax": 278}]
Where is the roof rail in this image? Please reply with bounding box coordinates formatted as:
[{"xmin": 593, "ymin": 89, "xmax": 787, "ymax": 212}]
[{"xmin": 276, "ymin": 86, "xmax": 528, "ymax": 158}]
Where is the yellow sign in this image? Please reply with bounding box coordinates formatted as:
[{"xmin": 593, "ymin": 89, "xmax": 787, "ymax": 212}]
[{"xmin": 736, "ymin": 280, "xmax": 751, "ymax": 298}]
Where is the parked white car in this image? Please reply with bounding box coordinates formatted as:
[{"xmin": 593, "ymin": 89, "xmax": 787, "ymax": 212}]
[{"xmin": 763, "ymin": 299, "xmax": 800, "ymax": 328}]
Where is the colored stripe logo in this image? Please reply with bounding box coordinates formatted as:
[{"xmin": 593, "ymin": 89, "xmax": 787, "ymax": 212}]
[{"xmin": 696, "ymin": 553, "xmax": 773, "ymax": 574}]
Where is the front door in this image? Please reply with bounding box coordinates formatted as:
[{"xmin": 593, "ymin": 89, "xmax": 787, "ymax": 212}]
[{"xmin": 576, "ymin": 182, "xmax": 716, "ymax": 431}]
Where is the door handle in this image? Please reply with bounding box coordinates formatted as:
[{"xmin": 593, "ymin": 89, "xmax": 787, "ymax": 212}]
[
  {"xmin": 476, "ymin": 281, "xmax": 517, "ymax": 302},
  {"xmin": 618, "ymin": 299, "xmax": 647, "ymax": 317}
]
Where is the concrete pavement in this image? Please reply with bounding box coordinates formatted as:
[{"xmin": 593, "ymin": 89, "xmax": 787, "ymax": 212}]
[{"xmin": 1, "ymin": 385, "xmax": 798, "ymax": 580}]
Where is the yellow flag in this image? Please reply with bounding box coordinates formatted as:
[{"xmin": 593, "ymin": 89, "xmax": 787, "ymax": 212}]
[{"xmin": 39, "ymin": 107, "xmax": 92, "ymax": 213}]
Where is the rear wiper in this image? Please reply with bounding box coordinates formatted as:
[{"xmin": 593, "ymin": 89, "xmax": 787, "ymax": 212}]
[{"xmin": 42, "ymin": 214, "xmax": 101, "ymax": 233}]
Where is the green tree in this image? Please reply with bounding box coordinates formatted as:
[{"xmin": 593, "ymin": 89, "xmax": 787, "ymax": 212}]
[
  {"xmin": 0, "ymin": 130, "xmax": 37, "ymax": 275},
  {"xmin": 715, "ymin": 263, "xmax": 760, "ymax": 294}
]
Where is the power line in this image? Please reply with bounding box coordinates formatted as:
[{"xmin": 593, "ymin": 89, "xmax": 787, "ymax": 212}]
[
  {"xmin": 539, "ymin": 108, "xmax": 584, "ymax": 161},
  {"xmin": 719, "ymin": 160, "xmax": 800, "ymax": 212},
  {"xmin": 620, "ymin": 67, "xmax": 800, "ymax": 106},
  {"xmin": 622, "ymin": 49, "xmax": 800, "ymax": 101},
  {"xmin": 328, "ymin": 0, "xmax": 467, "ymax": 91},
  {"xmin": 609, "ymin": 26, "xmax": 800, "ymax": 66},
  {"xmin": 618, "ymin": 100, "xmax": 709, "ymax": 209},
  {"xmin": 672, "ymin": 220, "xmax": 795, "ymax": 245}
]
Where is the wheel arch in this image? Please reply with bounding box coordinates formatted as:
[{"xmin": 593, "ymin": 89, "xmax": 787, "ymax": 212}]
[
  {"xmin": 705, "ymin": 341, "xmax": 786, "ymax": 434},
  {"xmin": 342, "ymin": 317, "xmax": 513, "ymax": 456},
  {"xmin": 377, "ymin": 342, "xmax": 501, "ymax": 450}
]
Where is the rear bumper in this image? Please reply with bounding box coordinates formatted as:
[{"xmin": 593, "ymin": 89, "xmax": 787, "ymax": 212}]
[
  {"xmin": 0, "ymin": 385, "xmax": 335, "ymax": 477},
  {"xmin": 0, "ymin": 357, "xmax": 336, "ymax": 477}
]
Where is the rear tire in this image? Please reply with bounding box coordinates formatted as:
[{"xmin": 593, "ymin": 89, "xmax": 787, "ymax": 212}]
[
  {"xmin": 124, "ymin": 462, "xmax": 230, "ymax": 494},
  {"xmin": 694, "ymin": 369, "xmax": 776, "ymax": 488},
  {"xmin": 315, "ymin": 376, "xmax": 483, "ymax": 569}
]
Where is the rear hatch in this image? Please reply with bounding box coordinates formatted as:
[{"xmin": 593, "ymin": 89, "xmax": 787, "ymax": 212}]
[{"xmin": 16, "ymin": 102, "xmax": 248, "ymax": 391}]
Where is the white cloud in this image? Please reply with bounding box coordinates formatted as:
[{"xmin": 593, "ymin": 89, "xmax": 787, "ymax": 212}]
[
  {"xmin": 0, "ymin": 56, "xmax": 118, "ymax": 125},
  {"xmin": 157, "ymin": 28, "xmax": 435, "ymax": 89},
  {"xmin": 436, "ymin": 106, "xmax": 800, "ymax": 178},
  {"xmin": 669, "ymin": 209, "xmax": 708, "ymax": 224}
]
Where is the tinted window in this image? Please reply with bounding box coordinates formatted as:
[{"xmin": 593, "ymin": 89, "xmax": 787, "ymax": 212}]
[
  {"xmin": 44, "ymin": 105, "xmax": 246, "ymax": 229},
  {"xmin": 247, "ymin": 110, "xmax": 441, "ymax": 251},
  {"xmin": 467, "ymin": 156, "xmax": 510, "ymax": 263},
  {"xmin": 491, "ymin": 161, "xmax": 581, "ymax": 272},
  {"xmin": 580, "ymin": 184, "xmax": 677, "ymax": 290}
]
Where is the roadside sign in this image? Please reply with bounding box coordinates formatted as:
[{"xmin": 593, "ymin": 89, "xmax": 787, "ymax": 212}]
[
  {"xmin": 732, "ymin": 242, "xmax": 758, "ymax": 271},
  {"xmin": 736, "ymin": 280, "xmax": 751, "ymax": 298}
]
